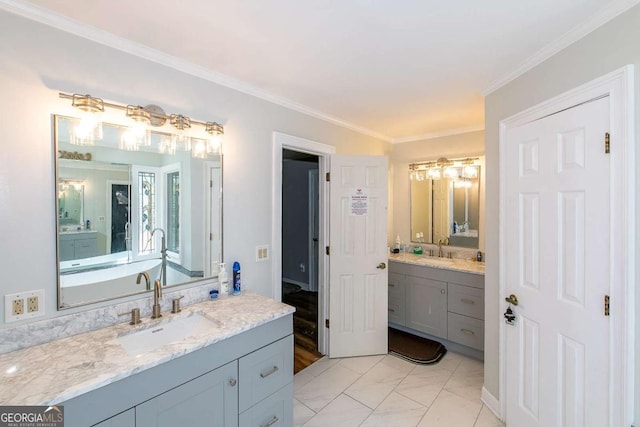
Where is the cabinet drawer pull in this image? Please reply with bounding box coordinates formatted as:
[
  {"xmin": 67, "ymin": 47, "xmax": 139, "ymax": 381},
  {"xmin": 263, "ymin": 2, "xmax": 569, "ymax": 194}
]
[
  {"xmin": 460, "ymin": 298, "xmax": 475, "ymax": 305},
  {"xmin": 229, "ymin": 378, "xmax": 237, "ymax": 387},
  {"xmin": 388, "ymin": 308, "xmax": 395, "ymax": 313},
  {"xmin": 260, "ymin": 365, "xmax": 279, "ymax": 378},
  {"xmin": 388, "ymin": 283, "xmax": 395, "ymax": 287},
  {"xmin": 261, "ymin": 416, "xmax": 279, "ymax": 427},
  {"xmin": 460, "ymin": 328, "xmax": 475, "ymax": 335}
]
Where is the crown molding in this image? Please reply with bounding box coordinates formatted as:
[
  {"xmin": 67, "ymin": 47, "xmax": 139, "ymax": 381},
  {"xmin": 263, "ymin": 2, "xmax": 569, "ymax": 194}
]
[
  {"xmin": 0, "ymin": 0, "xmax": 392, "ymax": 142},
  {"xmin": 483, "ymin": 0, "xmax": 640, "ymax": 96},
  {"xmin": 391, "ymin": 124, "xmax": 485, "ymax": 144}
]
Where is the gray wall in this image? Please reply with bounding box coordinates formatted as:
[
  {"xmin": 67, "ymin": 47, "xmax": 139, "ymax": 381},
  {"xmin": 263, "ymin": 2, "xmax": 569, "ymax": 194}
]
[
  {"xmin": 282, "ymin": 159, "xmax": 318, "ymax": 288},
  {"xmin": 0, "ymin": 10, "xmax": 389, "ymax": 328},
  {"xmin": 484, "ymin": 4, "xmax": 640, "ymax": 422}
]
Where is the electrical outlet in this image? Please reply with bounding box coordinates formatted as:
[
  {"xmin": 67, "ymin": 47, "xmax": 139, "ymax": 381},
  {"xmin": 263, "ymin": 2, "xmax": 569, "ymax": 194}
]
[
  {"xmin": 13, "ymin": 299, "xmax": 24, "ymax": 316},
  {"xmin": 27, "ymin": 296, "xmax": 38, "ymax": 313},
  {"xmin": 5, "ymin": 290, "xmax": 44, "ymax": 323}
]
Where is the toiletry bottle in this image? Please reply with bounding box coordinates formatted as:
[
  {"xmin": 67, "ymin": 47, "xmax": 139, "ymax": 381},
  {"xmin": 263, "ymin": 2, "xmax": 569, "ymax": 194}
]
[
  {"xmin": 395, "ymin": 234, "xmax": 401, "ymax": 251},
  {"xmin": 232, "ymin": 261, "xmax": 241, "ymax": 295},
  {"xmin": 476, "ymin": 251, "xmax": 483, "ymax": 262},
  {"xmin": 218, "ymin": 263, "xmax": 229, "ymax": 296}
]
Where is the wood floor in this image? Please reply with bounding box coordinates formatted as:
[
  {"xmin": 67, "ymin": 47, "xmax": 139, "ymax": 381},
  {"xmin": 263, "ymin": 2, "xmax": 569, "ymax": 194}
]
[{"xmin": 282, "ymin": 286, "xmax": 323, "ymax": 373}]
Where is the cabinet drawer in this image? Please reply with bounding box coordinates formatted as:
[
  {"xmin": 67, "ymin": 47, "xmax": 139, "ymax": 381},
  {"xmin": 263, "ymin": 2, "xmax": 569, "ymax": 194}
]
[
  {"xmin": 447, "ymin": 313, "xmax": 484, "ymax": 350},
  {"xmin": 239, "ymin": 382, "xmax": 292, "ymax": 427},
  {"xmin": 239, "ymin": 335, "xmax": 293, "ymax": 412},
  {"xmin": 448, "ymin": 284, "xmax": 484, "ymax": 319}
]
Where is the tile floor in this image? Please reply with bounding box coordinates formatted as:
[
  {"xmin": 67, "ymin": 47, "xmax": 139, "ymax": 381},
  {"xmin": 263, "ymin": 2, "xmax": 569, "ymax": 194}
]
[{"xmin": 293, "ymin": 351, "xmax": 505, "ymax": 427}]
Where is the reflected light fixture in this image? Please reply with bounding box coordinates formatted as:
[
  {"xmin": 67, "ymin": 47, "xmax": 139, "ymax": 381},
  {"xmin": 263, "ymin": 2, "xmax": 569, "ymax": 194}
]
[
  {"xmin": 191, "ymin": 138, "xmax": 207, "ymax": 159},
  {"xmin": 70, "ymin": 94, "xmax": 104, "ymax": 145},
  {"xmin": 121, "ymin": 105, "xmax": 151, "ymax": 151},
  {"xmin": 205, "ymin": 122, "xmax": 224, "ymax": 155},
  {"xmin": 409, "ymin": 157, "xmax": 480, "ymax": 182}
]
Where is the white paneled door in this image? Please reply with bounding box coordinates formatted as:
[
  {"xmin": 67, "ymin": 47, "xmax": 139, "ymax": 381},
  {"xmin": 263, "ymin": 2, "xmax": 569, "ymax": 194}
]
[
  {"xmin": 329, "ymin": 155, "xmax": 388, "ymax": 358},
  {"xmin": 504, "ymin": 96, "xmax": 611, "ymax": 426}
]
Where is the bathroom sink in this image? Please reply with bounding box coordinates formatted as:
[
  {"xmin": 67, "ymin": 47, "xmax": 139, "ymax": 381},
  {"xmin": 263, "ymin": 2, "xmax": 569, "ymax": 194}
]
[
  {"xmin": 118, "ymin": 313, "xmax": 222, "ymax": 356},
  {"xmin": 419, "ymin": 256, "xmax": 455, "ymax": 266}
]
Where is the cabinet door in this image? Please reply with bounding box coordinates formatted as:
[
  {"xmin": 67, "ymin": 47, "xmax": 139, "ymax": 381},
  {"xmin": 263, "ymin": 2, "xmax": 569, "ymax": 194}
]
[
  {"xmin": 92, "ymin": 409, "xmax": 135, "ymax": 427},
  {"xmin": 387, "ymin": 273, "xmax": 405, "ymax": 326},
  {"xmin": 59, "ymin": 240, "xmax": 75, "ymax": 261},
  {"xmin": 406, "ymin": 276, "xmax": 447, "ymax": 338},
  {"xmin": 136, "ymin": 361, "xmax": 238, "ymax": 427}
]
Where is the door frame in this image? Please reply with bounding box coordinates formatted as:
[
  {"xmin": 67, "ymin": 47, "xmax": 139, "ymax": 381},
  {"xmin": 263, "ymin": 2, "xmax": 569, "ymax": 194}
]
[
  {"xmin": 272, "ymin": 132, "xmax": 335, "ymax": 355},
  {"xmin": 497, "ymin": 65, "xmax": 635, "ymax": 424},
  {"xmin": 308, "ymin": 169, "xmax": 319, "ymax": 292}
]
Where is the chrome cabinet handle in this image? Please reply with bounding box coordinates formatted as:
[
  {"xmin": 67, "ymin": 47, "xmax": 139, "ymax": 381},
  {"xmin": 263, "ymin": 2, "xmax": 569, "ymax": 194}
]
[
  {"xmin": 229, "ymin": 378, "xmax": 237, "ymax": 387},
  {"xmin": 461, "ymin": 298, "xmax": 475, "ymax": 305},
  {"xmin": 461, "ymin": 329, "xmax": 475, "ymax": 335},
  {"xmin": 388, "ymin": 283, "xmax": 395, "ymax": 287},
  {"xmin": 261, "ymin": 416, "xmax": 279, "ymax": 427},
  {"xmin": 388, "ymin": 308, "xmax": 396, "ymax": 313},
  {"xmin": 260, "ymin": 366, "xmax": 279, "ymax": 378}
]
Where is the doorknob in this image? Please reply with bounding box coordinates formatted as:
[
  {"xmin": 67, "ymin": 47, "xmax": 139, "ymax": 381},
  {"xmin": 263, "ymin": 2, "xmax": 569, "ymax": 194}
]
[
  {"xmin": 377, "ymin": 262, "xmax": 386, "ymax": 270},
  {"xmin": 504, "ymin": 294, "xmax": 519, "ymax": 306}
]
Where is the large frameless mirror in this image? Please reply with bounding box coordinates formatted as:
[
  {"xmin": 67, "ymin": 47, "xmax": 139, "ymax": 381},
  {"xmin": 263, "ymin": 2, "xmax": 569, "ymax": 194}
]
[
  {"xmin": 410, "ymin": 157, "xmax": 482, "ymax": 249},
  {"xmin": 55, "ymin": 115, "xmax": 222, "ymax": 308}
]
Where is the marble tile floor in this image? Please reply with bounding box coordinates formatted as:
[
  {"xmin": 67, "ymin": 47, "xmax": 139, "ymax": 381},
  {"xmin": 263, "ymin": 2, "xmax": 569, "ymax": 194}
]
[{"xmin": 293, "ymin": 351, "xmax": 504, "ymax": 427}]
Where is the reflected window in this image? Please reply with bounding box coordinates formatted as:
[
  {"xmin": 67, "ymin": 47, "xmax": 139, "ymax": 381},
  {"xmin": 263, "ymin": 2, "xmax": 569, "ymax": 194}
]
[{"xmin": 166, "ymin": 171, "xmax": 180, "ymax": 254}]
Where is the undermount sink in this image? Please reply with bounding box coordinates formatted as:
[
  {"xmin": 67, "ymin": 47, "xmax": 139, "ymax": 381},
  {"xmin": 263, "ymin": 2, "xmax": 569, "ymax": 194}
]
[
  {"xmin": 419, "ymin": 256, "xmax": 455, "ymax": 266},
  {"xmin": 118, "ymin": 312, "xmax": 222, "ymax": 356}
]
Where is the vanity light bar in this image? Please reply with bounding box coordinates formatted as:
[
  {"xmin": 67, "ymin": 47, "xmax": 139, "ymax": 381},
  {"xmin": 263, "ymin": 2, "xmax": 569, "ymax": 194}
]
[
  {"xmin": 59, "ymin": 92, "xmax": 224, "ymax": 137},
  {"xmin": 408, "ymin": 157, "xmax": 479, "ymax": 171}
]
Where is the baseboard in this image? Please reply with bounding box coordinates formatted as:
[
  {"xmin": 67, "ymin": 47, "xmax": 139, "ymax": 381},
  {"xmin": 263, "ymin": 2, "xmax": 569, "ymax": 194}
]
[{"xmin": 481, "ymin": 387, "xmax": 503, "ymax": 421}]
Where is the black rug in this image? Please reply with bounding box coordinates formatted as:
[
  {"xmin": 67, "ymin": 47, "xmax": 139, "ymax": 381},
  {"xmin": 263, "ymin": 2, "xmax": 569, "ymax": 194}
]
[{"xmin": 388, "ymin": 327, "xmax": 447, "ymax": 365}]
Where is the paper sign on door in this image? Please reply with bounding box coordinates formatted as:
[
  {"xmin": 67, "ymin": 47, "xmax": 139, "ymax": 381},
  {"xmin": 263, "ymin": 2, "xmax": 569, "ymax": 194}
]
[{"xmin": 350, "ymin": 188, "xmax": 368, "ymax": 216}]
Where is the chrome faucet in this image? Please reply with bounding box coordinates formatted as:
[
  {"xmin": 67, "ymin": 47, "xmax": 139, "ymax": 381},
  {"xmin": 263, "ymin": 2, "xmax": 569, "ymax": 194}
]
[
  {"xmin": 437, "ymin": 238, "xmax": 450, "ymax": 257},
  {"xmin": 136, "ymin": 271, "xmax": 151, "ymax": 291},
  {"xmin": 151, "ymin": 228, "xmax": 167, "ymax": 289},
  {"xmin": 151, "ymin": 279, "xmax": 163, "ymax": 319}
]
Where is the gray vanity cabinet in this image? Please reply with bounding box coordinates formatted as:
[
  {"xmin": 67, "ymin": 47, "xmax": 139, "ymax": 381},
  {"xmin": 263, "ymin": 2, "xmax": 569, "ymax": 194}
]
[
  {"xmin": 389, "ymin": 261, "xmax": 484, "ymax": 358},
  {"xmin": 64, "ymin": 315, "xmax": 292, "ymax": 427},
  {"xmin": 59, "ymin": 231, "xmax": 97, "ymax": 261},
  {"xmin": 387, "ymin": 272, "xmax": 406, "ymax": 325},
  {"xmin": 136, "ymin": 361, "xmax": 238, "ymax": 427},
  {"xmin": 406, "ymin": 276, "xmax": 448, "ymax": 338}
]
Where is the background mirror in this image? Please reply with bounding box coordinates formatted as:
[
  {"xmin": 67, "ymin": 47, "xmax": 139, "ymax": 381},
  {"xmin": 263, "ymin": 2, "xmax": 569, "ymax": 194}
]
[
  {"xmin": 55, "ymin": 115, "xmax": 222, "ymax": 308},
  {"xmin": 410, "ymin": 167, "xmax": 481, "ymax": 249}
]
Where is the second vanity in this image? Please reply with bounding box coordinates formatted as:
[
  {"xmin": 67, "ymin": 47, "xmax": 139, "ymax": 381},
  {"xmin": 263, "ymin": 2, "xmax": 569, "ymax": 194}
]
[
  {"xmin": 388, "ymin": 253, "xmax": 485, "ymax": 359},
  {"xmin": 0, "ymin": 293, "xmax": 294, "ymax": 427}
]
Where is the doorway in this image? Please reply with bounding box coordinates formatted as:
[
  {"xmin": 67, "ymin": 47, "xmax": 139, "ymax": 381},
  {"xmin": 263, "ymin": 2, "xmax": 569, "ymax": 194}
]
[
  {"xmin": 109, "ymin": 183, "xmax": 130, "ymax": 253},
  {"xmin": 281, "ymin": 149, "xmax": 321, "ymax": 373}
]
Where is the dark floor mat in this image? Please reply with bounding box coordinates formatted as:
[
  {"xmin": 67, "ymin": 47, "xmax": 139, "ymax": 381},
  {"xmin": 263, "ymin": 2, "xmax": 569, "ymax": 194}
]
[{"xmin": 388, "ymin": 327, "xmax": 447, "ymax": 365}]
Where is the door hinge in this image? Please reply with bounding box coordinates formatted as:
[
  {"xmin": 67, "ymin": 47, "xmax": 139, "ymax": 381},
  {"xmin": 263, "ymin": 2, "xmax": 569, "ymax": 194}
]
[
  {"xmin": 605, "ymin": 132, "xmax": 610, "ymax": 154},
  {"xmin": 604, "ymin": 295, "xmax": 610, "ymax": 316},
  {"xmin": 325, "ymin": 319, "xmax": 330, "ymax": 329},
  {"xmin": 210, "ymin": 232, "xmax": 213, "ymax": 241},
  {"xmin": 325, "ymin": 246, "xmax": 330, "ymax": 256},
  {"xmin": 210, "ymin": 179, "xmax": 213, "ymax": 188},
  {"xmin": 325, "ymin": 172, "xmax": 330, "ymax": 182}
]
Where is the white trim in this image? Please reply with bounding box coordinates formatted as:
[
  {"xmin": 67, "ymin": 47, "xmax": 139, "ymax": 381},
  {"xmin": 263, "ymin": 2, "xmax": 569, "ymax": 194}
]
[
  {"xmin": 391, "ymin": 124, "xmax": 485, "ymax": 144},
  {"xmin": 484, "ymin": 0, "xmax": 640, "ymax": 95},
  {"xmin": 0, "ymin": 0, "xmax": 390, "ymax": 143},
  {"xmin": 308, "ymin": 169, "xmax": 319, "ymax": 293},
  {"xmin": 498, "ymin": 65, "xmax": 635, "ymax": 425},
  {"xmin": 481, "ymin": 387, "xmax": 503, "ymax": 422},
  {"xmin": 273, "ymin": 132, "xmax": 335, "ymax": 355}
]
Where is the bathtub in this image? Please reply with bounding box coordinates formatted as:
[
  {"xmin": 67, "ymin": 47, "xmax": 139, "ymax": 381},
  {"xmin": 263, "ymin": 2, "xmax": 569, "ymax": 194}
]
[{"xmin": 60, "ymin": 259, "xmax": 162, "ymax": 306}]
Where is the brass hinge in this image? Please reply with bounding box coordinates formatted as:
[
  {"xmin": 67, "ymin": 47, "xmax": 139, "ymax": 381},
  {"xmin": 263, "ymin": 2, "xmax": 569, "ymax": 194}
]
[
  {"xmin": 325, "ymin": 246, "xmax": 330, "ymax": 256},
  {"xmin": 326, "ymin": 172, "xmax": 330, "ymax": 182},
  {"xmin": 325, "ymin": 319, "xmax": 330, "ymax": 329},
  {"xmin": 604, "ymin": 295, "xmax": 610, "ymax": 316},
  {"xmin": 605, "ymin": 132, "xmax": 610, "ymax": 154}
]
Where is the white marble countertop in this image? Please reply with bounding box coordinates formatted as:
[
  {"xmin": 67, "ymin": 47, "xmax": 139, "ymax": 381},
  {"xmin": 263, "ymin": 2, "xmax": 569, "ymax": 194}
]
[
  {"xmin": 389, "ymin": 252, "xmax": 485, "ymax": 275},
  {"xmin": 0, "ymin": 292, "xmax": 294, "ymax": 406}
]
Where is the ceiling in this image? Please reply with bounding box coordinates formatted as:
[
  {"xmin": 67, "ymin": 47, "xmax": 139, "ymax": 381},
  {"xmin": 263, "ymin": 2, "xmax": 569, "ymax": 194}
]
[{"xmin": 10, "ymin": 0, "xmax": 639, "ymax": 141}]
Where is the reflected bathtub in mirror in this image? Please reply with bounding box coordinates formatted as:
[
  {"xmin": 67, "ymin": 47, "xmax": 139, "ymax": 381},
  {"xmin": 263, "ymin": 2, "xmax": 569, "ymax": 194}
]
[{"xmin": 54, "ymin": 115, "xmax": 223, "ymax": 309}]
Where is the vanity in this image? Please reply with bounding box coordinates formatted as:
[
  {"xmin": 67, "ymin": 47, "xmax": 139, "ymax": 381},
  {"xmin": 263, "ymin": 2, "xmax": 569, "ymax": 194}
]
[
  {"xmin": 388, "ymin": 253, "xmax": 485, "ymax": 359},
  {"xmin": 0, "ymin": 293, "xmax": 294, "ymax": 427}
]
